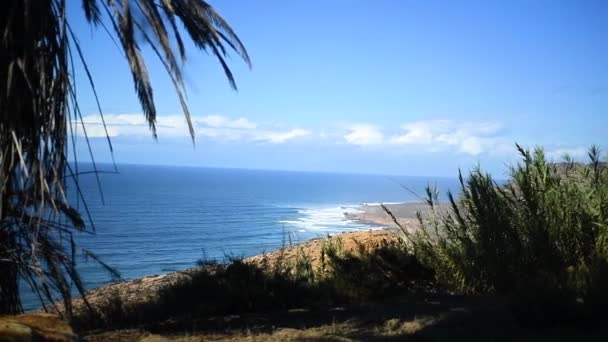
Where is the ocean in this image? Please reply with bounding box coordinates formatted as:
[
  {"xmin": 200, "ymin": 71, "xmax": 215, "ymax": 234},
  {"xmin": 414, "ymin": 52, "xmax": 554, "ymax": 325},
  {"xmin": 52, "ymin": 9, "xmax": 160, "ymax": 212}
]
[{"xmin": 22, "ymin": 164, "xmax": 461, "ymax": 310}]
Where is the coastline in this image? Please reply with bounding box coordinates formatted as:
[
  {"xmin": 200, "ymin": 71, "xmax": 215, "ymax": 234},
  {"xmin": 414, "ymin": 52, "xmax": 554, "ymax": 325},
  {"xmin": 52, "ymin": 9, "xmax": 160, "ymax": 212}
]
[
  {"xmin": 53, "ymin": 230, "xmax": 401, "ymax": 314},
  {"xmin": 47, "ymin": 202, "xmax": 438, "ymax": 315},
  {"xmin": 346, "ymin": 201, "xmax": 443, "ymax": 232}
]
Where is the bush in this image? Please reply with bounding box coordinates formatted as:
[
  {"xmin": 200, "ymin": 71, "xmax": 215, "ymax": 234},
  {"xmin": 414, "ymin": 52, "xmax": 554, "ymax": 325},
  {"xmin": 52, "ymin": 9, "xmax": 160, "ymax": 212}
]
[
  {"xmin": 157, "ymin": 236, "xmax": 434, "ymax": 323},
  {"xmin": 158, "ymin": 257, "xmax": 330, "ymax": 318},
  {"xmin": 320, "ymin": 237, "xmax": 435, "ymax": 300},
  {"xmin": 73, "ymin": 231, "xmax": 435, "ymax": 331},
  {"xmin": 408, "ymin": 145, "xmax": 608, "ymax": 325}
]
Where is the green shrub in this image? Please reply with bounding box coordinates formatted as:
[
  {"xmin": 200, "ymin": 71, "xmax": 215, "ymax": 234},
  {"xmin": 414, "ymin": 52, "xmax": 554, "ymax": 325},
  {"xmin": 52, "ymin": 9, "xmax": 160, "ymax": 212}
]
[
  {"xmin": 408, "ymin": 145, "xmax": 608, "ymax": 325},
  {"xmin": 157, "ymin": 236, "xmax": 433, "ymax": 322},
  {"xmin": 321, "ymin": 237, "xmax": 434, "ymax": 300},
  {"xmin": 74, "ymin": 234, "xmax": 435, "ymax": 331},
  {"xmin": 158, "ymin": 257, "xmax": 330, "ymax": 318}
]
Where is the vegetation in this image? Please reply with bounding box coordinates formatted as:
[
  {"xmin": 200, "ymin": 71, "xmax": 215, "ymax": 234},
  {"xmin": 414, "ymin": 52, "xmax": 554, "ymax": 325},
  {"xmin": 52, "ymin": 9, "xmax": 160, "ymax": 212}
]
[
  {"xmin": 0, "ymin": 0, "xmax": 248, "ymax": 314},
  {"xmin": 69, "ymin": 145, "xmax": 608, "ymax": 339},
  {"xmin": 79, "ymin": 220, "xmax": 608, "ymax": 340},
  {"xmin": 402, "ymin": 145, "xmax": 608, "ymax": 325},
  {"xmin": 319, "ymin": 236, "xmax": 434, "ymax": 300},
  {"xmin": 71, "ymin": 234, "xmax": 433, "ymax": 331}
]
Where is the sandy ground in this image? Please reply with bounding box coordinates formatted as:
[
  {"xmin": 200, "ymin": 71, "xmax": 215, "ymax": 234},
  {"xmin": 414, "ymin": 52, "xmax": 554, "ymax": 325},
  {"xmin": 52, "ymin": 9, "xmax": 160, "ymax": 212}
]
[
  {"xmin": 244, "ymin": 229, "xmax": 401, "ymax": 270},
  {"xmin": 246, "ymin": 202, "xmax": 451, "ymax": 273},
  {"xmin": 346, "ymin": 202, "xmax": 447, "ymax": 231}
]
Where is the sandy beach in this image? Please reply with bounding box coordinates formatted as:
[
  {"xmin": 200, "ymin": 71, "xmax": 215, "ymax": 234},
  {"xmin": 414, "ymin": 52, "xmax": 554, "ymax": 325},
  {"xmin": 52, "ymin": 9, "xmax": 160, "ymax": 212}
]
[{"xmin": 346, "ymin": 202, "xmax": 446, "ymax": 232}]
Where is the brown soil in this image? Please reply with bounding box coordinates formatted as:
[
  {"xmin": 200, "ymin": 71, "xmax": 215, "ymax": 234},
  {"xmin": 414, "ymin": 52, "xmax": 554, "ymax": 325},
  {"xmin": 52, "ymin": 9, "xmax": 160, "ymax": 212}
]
[{"xmin": 244, "ymin": 229, "xmax": 403, "ymax": 270}]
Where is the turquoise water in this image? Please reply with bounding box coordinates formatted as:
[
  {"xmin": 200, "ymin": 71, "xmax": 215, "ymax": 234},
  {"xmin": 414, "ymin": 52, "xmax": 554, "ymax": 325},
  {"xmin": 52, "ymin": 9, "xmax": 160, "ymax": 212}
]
[{"xmin": 22, "ymin": 164, "xmax": 461, "ymax": 309}]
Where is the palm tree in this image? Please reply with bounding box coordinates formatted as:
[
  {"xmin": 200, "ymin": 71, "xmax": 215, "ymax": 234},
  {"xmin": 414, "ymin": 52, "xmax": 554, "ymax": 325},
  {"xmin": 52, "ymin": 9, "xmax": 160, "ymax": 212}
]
[{"xmin": 0, "ymin": 0, "xmax": 250, "ymax": 315}]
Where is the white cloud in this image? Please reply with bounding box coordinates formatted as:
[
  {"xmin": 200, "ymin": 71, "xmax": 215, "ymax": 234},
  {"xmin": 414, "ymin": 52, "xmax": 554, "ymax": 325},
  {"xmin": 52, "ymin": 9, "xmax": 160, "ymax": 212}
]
[
  {"xmin": 344, "ymin": 120, "xmax": 509, "ymax": 155},
  {"xmin": 197, "ymin": 126, "xmax": 249, "ymax": 141},
  {"xmin": 195, "ymin": 115, "xmax": 256, "ymax": 129},
  {"xmin": 390, "ymin": 121, "xmax": 438, "ymax": 144},
  {"xmin": 344, "ymin": 125, "xmax": 385, "ymax": 146},
  {"xmin": 75, "ymin": 114, "xmax": 186, "ymax": 138},
  {"xmin": 78, "ymin": 124, "xmax": 120, "ymax": 138},
  {"xmin": 256, "ymin": 129, "xmax": 311, "ymax": 144},
  {"xmin": 75, "ymin": 115, "xmax": 588, "ymax": 159},
  {"xmin": 459, "ymin": 136, "xmax": 484, "ymax": 155},
  {"xmin": 73, "ymin": 114, "xmax": 309, "ymax": 144},
  {"xmin": 546, "ymin": 147, "xmax": 588, "ymax": 161}
]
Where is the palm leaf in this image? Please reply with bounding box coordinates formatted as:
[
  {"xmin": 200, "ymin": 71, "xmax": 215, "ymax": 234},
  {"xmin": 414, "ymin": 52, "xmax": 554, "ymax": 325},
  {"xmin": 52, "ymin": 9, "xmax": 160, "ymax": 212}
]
[{"xmin": 0, "ymin": 0, "xmax": 248, "ymax": 315}]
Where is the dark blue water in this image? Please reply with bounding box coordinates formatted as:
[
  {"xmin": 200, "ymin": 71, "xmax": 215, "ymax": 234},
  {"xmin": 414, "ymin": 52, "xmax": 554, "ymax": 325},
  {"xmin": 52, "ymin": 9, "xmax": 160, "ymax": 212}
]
[{"xmin": 22, "ymin": 164, "xmax": 461, "ymax": 310}]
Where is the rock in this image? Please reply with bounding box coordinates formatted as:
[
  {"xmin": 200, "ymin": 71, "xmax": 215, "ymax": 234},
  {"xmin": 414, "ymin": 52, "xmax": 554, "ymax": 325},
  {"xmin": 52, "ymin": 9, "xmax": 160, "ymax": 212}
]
[{"xmin": 0, "ymin": 314, "xmax": 77, "ymax": 341}]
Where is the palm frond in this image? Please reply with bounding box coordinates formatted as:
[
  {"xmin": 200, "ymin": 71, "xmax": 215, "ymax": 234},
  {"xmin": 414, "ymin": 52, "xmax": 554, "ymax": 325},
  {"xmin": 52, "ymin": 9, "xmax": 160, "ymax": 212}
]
[{"xmin": 1, "ymin": 0, "xmax": 248, "ymax": 315}]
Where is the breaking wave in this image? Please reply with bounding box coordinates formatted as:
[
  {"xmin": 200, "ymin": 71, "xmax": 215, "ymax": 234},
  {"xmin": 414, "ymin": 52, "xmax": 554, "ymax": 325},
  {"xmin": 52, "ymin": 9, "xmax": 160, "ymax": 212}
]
[{"xmin": 279, "ymin": 205, "xmax": 384, "ymax": 233}]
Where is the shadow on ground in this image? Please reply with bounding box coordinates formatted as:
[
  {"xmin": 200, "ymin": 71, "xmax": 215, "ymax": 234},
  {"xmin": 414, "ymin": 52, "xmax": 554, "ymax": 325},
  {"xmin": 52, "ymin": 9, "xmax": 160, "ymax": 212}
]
[{"xmin": 84, "ymin": 293, "xmax": 608, "ymax": 341}]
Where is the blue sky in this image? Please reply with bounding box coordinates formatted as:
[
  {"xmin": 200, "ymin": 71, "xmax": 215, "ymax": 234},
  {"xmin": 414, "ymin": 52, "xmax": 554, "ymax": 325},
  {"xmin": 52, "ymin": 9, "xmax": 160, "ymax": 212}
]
[{"xmin": 70, "ymin": 0, "xmax": 607, "ymax": 177}]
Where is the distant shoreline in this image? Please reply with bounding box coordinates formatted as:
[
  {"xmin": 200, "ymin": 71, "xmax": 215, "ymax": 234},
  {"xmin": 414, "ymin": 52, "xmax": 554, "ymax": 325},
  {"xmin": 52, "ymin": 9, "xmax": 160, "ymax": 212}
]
[{"xmin": 347, "ymin": 202, "xmax": 445, "ymax": 232}]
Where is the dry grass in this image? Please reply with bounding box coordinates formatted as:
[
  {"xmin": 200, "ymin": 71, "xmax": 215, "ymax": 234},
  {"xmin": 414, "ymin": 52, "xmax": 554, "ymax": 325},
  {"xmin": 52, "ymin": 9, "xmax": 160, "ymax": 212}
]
[
  {"xmin": 178, "ymin": 325, "xmax": 355, "ymax": 342},
  {"xmin": 83, "ymin": 316, "xmax": 438, "ymax": 341},
  {"xmin": 244, "ymin": 229, "xmax": 399, "ymax": 270},
  {"xmin": 56, "ymin": 230, "xmax": 397, "ymax": 319},
  {"xmin": 378, "ymin": 316, "xmax": 436, "ymax": 336},
  {"xmin": 81, "ymin": 292, "xmax": 608, "ymax": 342},
  {"xmin": 87, "ymin": 327, "xmax": 354, "ymax": 342}
]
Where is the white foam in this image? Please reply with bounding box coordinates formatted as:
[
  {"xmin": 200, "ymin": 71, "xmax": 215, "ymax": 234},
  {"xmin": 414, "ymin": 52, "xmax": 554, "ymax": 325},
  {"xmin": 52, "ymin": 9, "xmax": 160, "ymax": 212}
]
[
  {"xmin": 362, "ymin": 201, "xmax": 405, "ymax": 206},
  {"xmin": 279, "ymin": 205, "xmax": 383, "ymax": 232}
]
